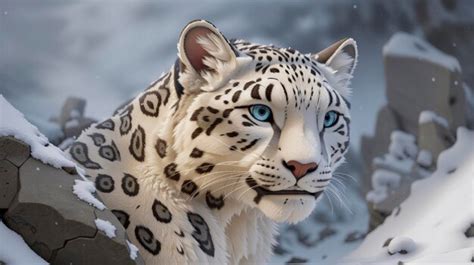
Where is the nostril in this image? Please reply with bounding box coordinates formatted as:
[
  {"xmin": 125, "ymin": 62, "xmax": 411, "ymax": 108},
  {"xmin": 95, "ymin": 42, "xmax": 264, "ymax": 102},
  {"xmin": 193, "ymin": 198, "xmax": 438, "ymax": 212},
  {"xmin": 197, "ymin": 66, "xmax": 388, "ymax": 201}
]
[
  {"xmin": 282, "ymin": 160, "xmax": 295, "ymax": 172},
  {"xmin": 307, "ymin": 163, "xmax": 318, "ymax": 173}
]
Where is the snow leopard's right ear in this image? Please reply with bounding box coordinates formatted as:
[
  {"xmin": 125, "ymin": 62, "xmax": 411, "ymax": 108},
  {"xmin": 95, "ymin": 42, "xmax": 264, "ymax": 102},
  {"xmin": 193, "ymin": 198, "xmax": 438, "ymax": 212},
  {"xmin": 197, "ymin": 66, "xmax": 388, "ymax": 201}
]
[
  {"xmin": 312, "ymin": 38, "xmax": 358, "ymax": 97},
  {"xmin": 177, "ymin": 20, "xmax": 247, "ymax": 92}
]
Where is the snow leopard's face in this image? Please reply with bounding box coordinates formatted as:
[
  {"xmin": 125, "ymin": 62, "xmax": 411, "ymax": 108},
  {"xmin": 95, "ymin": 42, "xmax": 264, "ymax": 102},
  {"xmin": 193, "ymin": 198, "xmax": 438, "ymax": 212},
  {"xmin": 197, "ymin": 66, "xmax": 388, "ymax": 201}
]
[{"xmin": 174, "ymin": 20, "xmax": 357, "ymax": 223}]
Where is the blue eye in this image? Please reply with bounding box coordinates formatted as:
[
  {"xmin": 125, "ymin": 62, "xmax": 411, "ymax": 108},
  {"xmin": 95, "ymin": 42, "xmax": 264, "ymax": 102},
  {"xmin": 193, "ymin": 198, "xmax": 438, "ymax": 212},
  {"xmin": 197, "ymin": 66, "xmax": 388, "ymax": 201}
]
[
  {"xmin": 249, "ymin": 104, "xmax": 272, "ymax": 122},
  {"xmin": 324, "ymin": 111, "xmax": 339, "ymax": 128}
]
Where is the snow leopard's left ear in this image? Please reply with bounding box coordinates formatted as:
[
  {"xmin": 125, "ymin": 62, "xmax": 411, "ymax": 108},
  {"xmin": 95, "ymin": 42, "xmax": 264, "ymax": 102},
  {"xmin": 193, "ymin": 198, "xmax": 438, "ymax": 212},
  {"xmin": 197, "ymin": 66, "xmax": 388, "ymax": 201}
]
[
  {"xmin": 313, "ymin": 38, "xmax": 358, "ymax": 96},
  {"xmin": 177, "ymin": 20, "xmax": 247, "ymax": 92}
]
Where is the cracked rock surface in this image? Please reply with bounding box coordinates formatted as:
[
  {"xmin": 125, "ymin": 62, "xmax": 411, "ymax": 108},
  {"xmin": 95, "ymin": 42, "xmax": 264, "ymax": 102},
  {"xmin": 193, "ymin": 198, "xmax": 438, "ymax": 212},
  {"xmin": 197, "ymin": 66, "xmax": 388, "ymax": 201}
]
[{"xmin": 0, "ymin": 136, "xmax": 144, "ymax": 265}]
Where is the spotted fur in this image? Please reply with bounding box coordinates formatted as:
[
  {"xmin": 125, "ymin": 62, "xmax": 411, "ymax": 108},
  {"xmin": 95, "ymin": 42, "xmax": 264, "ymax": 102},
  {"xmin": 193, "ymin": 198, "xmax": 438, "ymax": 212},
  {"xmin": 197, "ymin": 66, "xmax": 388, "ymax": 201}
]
[{"xmin": 68, "ymin": 20, "xmax": 357, "ymax": 265}]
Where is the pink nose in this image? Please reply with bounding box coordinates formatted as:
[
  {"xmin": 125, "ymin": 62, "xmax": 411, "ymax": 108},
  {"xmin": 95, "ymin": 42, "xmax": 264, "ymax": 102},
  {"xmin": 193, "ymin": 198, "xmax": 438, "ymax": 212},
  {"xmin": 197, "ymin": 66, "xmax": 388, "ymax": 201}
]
[{"xmin": 284, "ymin": 160, "xmax": 318, "ymax": 179}]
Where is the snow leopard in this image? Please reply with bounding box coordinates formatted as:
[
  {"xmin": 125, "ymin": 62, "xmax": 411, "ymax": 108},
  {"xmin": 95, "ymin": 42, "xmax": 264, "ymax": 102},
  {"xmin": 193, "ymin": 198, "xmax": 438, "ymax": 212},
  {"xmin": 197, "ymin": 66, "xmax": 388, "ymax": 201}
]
[{"xmin": 68, "ymin": 20, "xmax": 358, "ymax": 264}]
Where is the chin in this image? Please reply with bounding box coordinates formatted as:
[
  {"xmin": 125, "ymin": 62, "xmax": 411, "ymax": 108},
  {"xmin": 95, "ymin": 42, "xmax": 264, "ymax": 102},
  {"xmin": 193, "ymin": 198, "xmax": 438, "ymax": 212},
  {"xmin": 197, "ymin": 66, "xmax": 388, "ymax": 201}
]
[{"xmin": 257, "ymin": 195, "xmax": 319, "ymax": 224}]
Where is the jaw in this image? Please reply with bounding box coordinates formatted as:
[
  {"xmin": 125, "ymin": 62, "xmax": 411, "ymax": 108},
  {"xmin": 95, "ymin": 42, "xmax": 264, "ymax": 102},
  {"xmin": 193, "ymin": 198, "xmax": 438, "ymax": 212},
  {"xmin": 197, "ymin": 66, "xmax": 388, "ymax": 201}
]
[
  {"xmin": 257, "ymin": 195, "xmax": 317, "ymax": 223},
  {"xmin": 238, "ymin": 177, "xmax": 325, "ymax": 223}
]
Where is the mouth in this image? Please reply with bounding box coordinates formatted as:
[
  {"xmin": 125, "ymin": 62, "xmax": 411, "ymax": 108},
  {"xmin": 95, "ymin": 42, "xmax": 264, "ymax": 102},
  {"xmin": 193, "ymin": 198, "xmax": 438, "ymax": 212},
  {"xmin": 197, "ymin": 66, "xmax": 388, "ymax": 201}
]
[{"xmin": 246, "ymin": 177, "xmax": 323, "ymax": 204}]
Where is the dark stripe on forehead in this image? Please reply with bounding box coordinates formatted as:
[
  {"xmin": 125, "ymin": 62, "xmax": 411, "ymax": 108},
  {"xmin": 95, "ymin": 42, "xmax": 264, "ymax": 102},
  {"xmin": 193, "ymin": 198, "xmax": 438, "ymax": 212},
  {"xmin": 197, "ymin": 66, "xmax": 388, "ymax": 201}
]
[
  {"xmin": 265, "ymin": 84, "xmax": 273, "ymax": 102},
  {"xmin": 232, "ymin": 91, "xmax": 242, "ymax": 103},
  {"xmin": 334, "ymin": 91, "xmax": 341, "ymax": 107},
  {"xmin": 281, "ymin": 84, "xmax": 289, "ymax": 104},
  {"xmin": 251, "ymin": 84, "xmax": 261, "ymax": 100},
  {"xmin": 327, "ymin": 88, "xmax": 333, "ymax": 106},
  {"xmin": 268, "ymin": 78, "xmax": 288, "ymax": 105},
  {"xmin": 243, "ymin": 81, "xmax": 255, "ymax": 90}
]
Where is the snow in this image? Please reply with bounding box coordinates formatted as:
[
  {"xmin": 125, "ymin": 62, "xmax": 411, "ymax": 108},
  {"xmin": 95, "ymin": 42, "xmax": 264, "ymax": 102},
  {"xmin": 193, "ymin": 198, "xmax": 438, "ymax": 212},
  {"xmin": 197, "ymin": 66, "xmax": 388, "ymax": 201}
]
[
  {"xmin": 126, "ymin": 240, "xmax": 139, "ymax": 260},
  {"xmin": 372, "ymin": 169, "xmax": 401, "ymax": 190},
  {"xmin": 366, "ymin": 187, "xmax": 388, "ymax": 205},
  {"xmin": 65, "ymin": 119, "xmax": 79, "ymax": 129},
  {"xmin": 0, "ymin": 220, "xmax": 48, "ymax": 265},
  {"xmin": 366, "ymin": 170, "xmax": 401, "ymax": 204},
  {"xmin": 94, "ymin": 218, "xmax": 116, "ymax": 239},
  {"xmin": 389, "ymin": 131, "xmax": 417, "ymax": 159},
  {"xmin": 72, "ymin": 179, "xmax": 106, "ymax": 210},
  {"xmin": 383, "ymin": 32, "xmax": 461, "ymax": 72},
  {"xmin": 0, "ymin": 95, "xmax": 75, "ymax": 169},
  {"xmin": 387, "ymin": 236, "xmax": 417, "ymax": 255},
  {"xmin": 373, "ymin": 131, "xmax": 418, "ymax": 176},
  {"xmin": 345, "ymin": 127, "xmax": 474, "ymax": 264},
  {"xmin": 416, "ymin": 149, "xmax": 433, "ymax": 168},
  {"xmin": 419, "ymin": 110, "xmax": 449, "ymax": 128}
]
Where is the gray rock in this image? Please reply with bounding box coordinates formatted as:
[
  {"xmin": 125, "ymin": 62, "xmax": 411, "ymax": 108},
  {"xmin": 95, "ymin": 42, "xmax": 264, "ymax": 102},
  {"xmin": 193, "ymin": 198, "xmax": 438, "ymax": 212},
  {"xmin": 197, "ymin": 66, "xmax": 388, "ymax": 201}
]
[
  {"xmin": 63, "ymin": 117, "xmax": 96, "ymax": 140},
  {"xmin": 384, "ymin": 34, "xmax": 467, "ymax": 136},
  {"xmin": 0, "ymin": 136, "xmax": 30, "ymax": 167},
  {"xmin": 5, "ymin": 158, "xmax": 97, "ymax": 260},
  {"xmin": 0, "ymin": 160, "xmax": 19, "ymax": 210},
  {"xmin": 1, "ymin": 136, "xmax": 143, "ymax": 264},
  {"xmin": 53, "ymin": 233, "xmax": 144, "ymax": 265},
  {"xmin": 372, "ymin": 172, "xmax": 412, "ymax": 214},
  {"xmin": 57, "ymin": 97, "xmax": 86, "ymax": 129},
  {"xmin": 464, "ymin": 223, "xmax": 474, "ymax": 238},
  {"xmin": 49, "ymin": 97, "xmax": 97, "ymax": 144},
  {"xmin": 360, "ymin": 105, "xmax": 401, "ymax": 192},
  {"xmin": 418, "ymin": 119, "xmax": 455, "ymax": 163}
]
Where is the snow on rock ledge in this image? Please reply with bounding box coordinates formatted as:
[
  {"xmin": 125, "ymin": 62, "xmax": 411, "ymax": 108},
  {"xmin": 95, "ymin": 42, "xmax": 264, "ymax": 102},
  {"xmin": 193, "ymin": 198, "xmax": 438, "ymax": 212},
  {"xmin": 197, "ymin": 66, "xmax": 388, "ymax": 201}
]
[
  {"xmin": 419, "ymin": 110, "xmax": 449, "ymax": 128},
  {"xmin": 0, "ymin": 95, "xmax": 75, "ymax": 169},
  {"xmin": 383, "ymin": 32, "xmax": 461, "ymax": 72},
  {"xmin": 346, "ymin": 127, "xmax": 474, "ymax": 264}
]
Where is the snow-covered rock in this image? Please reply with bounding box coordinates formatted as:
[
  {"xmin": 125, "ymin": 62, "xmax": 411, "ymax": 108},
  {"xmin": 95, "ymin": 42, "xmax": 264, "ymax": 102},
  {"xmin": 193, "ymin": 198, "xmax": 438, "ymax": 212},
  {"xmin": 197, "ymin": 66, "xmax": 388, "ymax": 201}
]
[
  {"xmin": 0, "ymin": 97, "xmax": 144, "ymax": 265},
  {"xmin": 383, "ymin": 33, "xmax": 467, "ymax": 136},
  {"xmin": 360, "ymin": 105, "xmax": 402, "ymax": 192},
  {"xmin": 95, "ymin": 218, "xmax": 117, "ymax": 239},
  {"xmin": 386, "ymin": 236, "xmax": 416, "ymax": 255},
  {"xmin": 419, "ymin": 110, "xmax": 449, "ymax": 128},
  {"xmin": 0, "ymin": 95, "xmax": 75, "ymax": 169},
  {"xmin": 417, "ymin": 111, "xmax": 455, "ymax": 165},
  {"xmin": 367, "ymin": 130, "xmax": 436, "ymax": 224},
  {"xmin": 346, "ymin": 127, "xmax": 474, "ymax": 264},
  {"xmin": 383, "ymin": 32, "xmax": 461, "ymax": 72},
  {"xmin": 416, "ymin": 149, "xmax": 433, "ymax": 168},
  {"xmin": 73, "ymin": 179, "xmax": 106, "ymax": 210}
]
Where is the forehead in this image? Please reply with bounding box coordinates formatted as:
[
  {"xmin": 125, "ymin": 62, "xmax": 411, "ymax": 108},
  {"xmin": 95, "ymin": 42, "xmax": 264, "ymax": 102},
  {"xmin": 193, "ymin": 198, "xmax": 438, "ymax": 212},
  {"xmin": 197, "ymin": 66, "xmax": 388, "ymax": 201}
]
[
  {"xmin": 234, "ymin": 40, "xmax": 316, "ymax": 68},
  {"xmin": 232, "ymin": 40, "xmax": 335, "ymax": 109}
]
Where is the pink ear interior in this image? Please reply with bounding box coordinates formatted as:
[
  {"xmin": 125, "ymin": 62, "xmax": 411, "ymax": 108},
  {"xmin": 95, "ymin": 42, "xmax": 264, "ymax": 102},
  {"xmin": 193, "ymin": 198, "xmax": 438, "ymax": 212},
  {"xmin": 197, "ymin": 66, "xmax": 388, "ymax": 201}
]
[{"xmin": 183, "ymin": 27, "xmax": 214, "ymax": 73}]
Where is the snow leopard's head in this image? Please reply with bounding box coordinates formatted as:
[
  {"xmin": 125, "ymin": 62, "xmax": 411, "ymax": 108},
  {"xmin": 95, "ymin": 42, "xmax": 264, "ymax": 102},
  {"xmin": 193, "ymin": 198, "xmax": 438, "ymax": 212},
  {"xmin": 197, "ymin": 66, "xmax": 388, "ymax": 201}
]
[{"xmin": 173, "ymin": 20, "xmax": 357, "ymax": 223}]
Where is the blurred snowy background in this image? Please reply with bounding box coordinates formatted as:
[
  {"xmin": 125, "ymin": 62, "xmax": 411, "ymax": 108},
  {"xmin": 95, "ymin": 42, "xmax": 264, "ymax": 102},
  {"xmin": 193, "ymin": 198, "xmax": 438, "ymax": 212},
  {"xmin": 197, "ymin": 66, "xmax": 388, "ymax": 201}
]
[{"xmin": 1, "ymin": 1, "xmax": 473, "ymax": 264}]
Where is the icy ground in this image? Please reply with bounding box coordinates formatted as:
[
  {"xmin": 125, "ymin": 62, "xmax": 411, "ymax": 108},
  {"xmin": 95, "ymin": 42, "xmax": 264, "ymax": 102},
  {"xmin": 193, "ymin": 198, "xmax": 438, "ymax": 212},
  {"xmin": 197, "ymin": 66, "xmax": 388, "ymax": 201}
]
[
  {"xmin": 0, "ymin": 221, "xmax": 47, "ymax": 265},
  {"xmin": 346, "ymin": 127, "xmax": 474, "ymax": 264}
]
